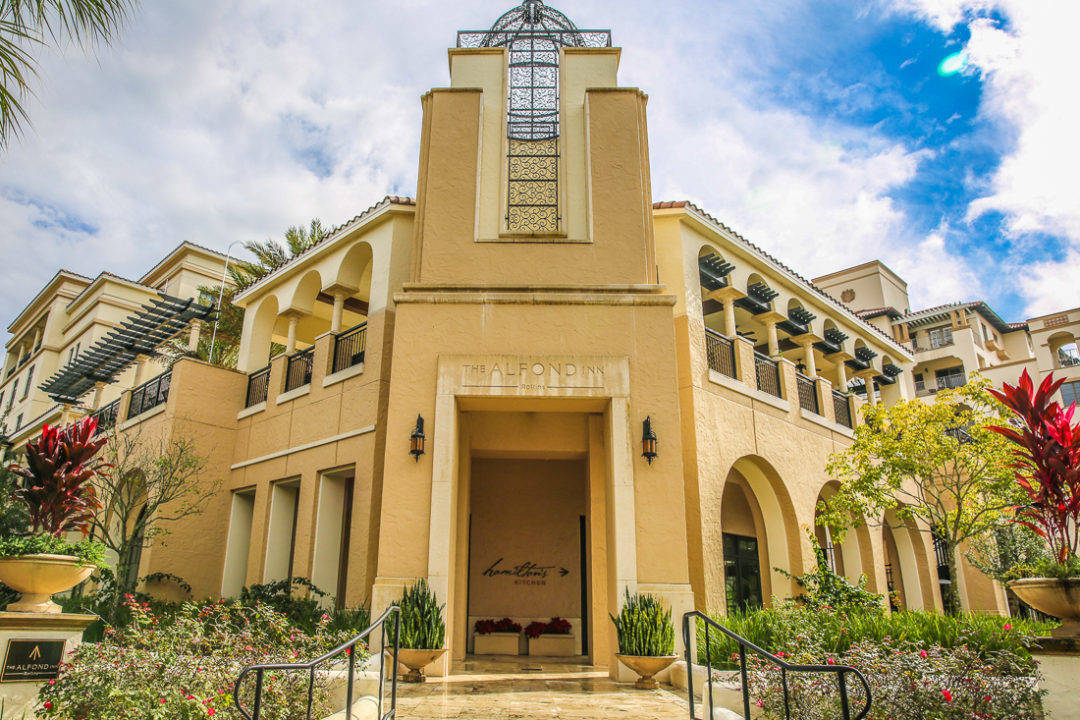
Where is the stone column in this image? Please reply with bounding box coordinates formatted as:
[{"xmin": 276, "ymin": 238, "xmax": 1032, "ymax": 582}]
[
  {"xmin": 132, "ymin": 354, "xmax": 151, "ymax": 386},
  {"xmin": 91, "ymin": 381, "xmax": 107, "ymax": 411},
  {"xmin": 833, "ymin": 358, "xmax": 848, "ymax": 391},
  {"xmin": 794, "ymin": 337, "xmax": 818, "ymax": 378},
  {"xmin": 858, "ymin": 370, "xmax": 878, "ymax": 405},
  {"xmin": 285, "ymin": 314, "xmax": 300, "ymax": 354},
  {"xmin": 187, "ymin": 319, "xmax": 203, "ymax": 353},
  {"xmin": 330, "ymin": 292, "xmax": 348, "ymax": 333},
  {"xmin": 766, "ymin": 320, "xmax": 780, "ymax": 357},
  {"xmin": 709, "ymin": 287, "xmax": 742, "ymax": 339}
]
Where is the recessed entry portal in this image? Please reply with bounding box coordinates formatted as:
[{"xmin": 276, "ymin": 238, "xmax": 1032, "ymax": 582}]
[{"xmin": 466, "ymin": 457, "xmax": 587, "ymax": 656}]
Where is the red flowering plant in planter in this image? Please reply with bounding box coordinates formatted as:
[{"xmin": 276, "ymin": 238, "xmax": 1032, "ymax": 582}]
[
  {"xmin": 525, "ymin": 617, "xmax": 572, "ymax": 638},
  {"xmin": 987, "ymin": 370, "xmax": 1080, "ymax": 568},
  {"xmin": 0, "ymin": 417, "xmax": 109, "ymax": 611},
  {"xmin": 988, "ymin": 369, "xmax": 1080, "ymax": 634},
  {"xmin": 474, "ymin": 617, "xmax": 522, "ymax": 635}
]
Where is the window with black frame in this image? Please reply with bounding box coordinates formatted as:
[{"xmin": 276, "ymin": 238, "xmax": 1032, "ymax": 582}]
[{"xmin": 723, "ymin": 532, "xmax": 763, "ymax": 612}]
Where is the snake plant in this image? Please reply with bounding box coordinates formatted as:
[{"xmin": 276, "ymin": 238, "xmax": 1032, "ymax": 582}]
[
  {"xmin": 610, "ymin": 588, "xmax": 675, "ymax": 656},
  {"xmin": 393, "ymin": 579, "xmax": 446, "ymax": 650}
]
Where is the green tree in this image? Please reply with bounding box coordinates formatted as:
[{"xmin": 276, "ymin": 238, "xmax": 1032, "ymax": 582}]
[
  {"xmin": 1, "ymin": 0, "xmax": 137, "ymax": 148},
  {"xmin": 819, "ymin": 376, "xmax": 1018, "ymax": 613},
  {"xmin": 229, "ymin": 218, "xmax": 328, "ymax": 291}
]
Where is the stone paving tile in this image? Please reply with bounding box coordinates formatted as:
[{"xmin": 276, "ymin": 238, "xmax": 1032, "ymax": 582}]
[{"xmin": 395, "ymin": 658, "xmax": 689, "ymax": 720}]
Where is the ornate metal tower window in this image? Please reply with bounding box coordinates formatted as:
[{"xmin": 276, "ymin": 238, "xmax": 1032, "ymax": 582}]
[{"xmin": 458, "ymin": 1, "xmax": 611, "ymax": 235}]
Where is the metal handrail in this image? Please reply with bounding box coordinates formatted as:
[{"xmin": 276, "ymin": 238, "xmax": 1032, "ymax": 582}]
[
  {"xmin": 682, "ymin": 611, "xmax": 871, "ymax": 720},
  {"xmin": 127, "ymin": 369, "xmax": 171, "ymax": 419},
  {"xmin": 233, "ymin": 605, "xmax": 400, "ymax": 720}
]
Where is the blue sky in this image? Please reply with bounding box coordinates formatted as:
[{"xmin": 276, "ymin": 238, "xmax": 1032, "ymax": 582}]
[{"xmin": 1, "ymin": 0, "xmax": 1077, "ymax": 329}]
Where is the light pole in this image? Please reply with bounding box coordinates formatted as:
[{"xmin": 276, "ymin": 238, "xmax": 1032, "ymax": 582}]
[{"xmin": 208, "ymin": 240, "xmax": 242, "ymax": 365}]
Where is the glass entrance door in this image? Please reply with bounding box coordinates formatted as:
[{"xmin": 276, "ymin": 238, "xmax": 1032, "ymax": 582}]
[{"xmin": 723, "ymin": 532, "xmax": 763, "ymax": 611}]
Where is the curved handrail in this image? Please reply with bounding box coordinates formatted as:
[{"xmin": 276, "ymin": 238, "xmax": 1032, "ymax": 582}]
[
  {"xmin": 683, "ymin": 610, "xmax": 871, "ymax": 720},
  {"xmin": 233, "ymin": 605, "xmax": 400, "ymax": 720}
]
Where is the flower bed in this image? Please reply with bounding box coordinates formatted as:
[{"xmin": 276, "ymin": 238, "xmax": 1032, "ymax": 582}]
[
  {"xmin": 38, "ymin": 597, "xmax": 366, "ymax": 720},
  {"xmin": 745, "ymin": 641, "xmax": 1043, "ymax": 720}
]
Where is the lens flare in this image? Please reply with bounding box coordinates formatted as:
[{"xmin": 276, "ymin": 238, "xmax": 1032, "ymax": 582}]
[{"xmin": 937, "ymin": 51, "xmax": 968, "ymax": 76}]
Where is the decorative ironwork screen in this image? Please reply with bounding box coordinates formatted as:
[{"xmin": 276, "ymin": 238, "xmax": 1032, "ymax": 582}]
[{"xmin": 458, "ymin": 1, "xmax": 611, "ymax": 234}]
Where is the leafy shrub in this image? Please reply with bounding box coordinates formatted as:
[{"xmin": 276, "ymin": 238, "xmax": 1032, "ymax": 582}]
[
  {"xmin": 779, "ymin": 534, "xmax": 884, "ymax": 612},
  {"xmin": 474, "ymin": 617, "xmax": 522, "ymax": 634},
  {"xmin": 610, "ymin": 591, "xmax": 675, "ymax": 656},
  {"xmin": 524, "ymin": 617, "xmax": 573, "ymax": 639},
  {"xmin": 746, "ymin": 641, "xmax": 1043, "ymax": 720},
  {"xmin": 393, "ymin": 579, "xmax": 445, "ymax": 649},
  {"xmin": 0, "ymin": 534, "xmax": 105, "ymax": 565},
  {"xmin": 37, "ymin": 597, "xmax": 364, "ymax": 720},
  {"xmin": 700, "ymin": 607, "xmax": 1051, "ymax": 669},
  {"xmin": 240, "ymin": 577, "xmax": 370, "ymax": 634}
]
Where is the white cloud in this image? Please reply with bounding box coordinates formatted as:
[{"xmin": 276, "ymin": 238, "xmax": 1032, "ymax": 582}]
[{"xmin": 890, "ymin": 0, "xmax": 1080, "ymax": 316}]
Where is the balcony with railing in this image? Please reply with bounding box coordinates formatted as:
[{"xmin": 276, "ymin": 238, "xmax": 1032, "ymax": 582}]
[
  {"xmin": 796, "ymin": 372, "xmax": 819, "ymax": 415},
  {"xmin": 704, "ymin": 329, "xmax": 736, "ymax": 379},
  {"xmin": 284, "ymin": 347, "xmax": 314, "ymax": 392},
  {"xmin": 245, "ymin": 364, "xmax": 270, "ymax": 408},
  {"xmin": 754, "ymin": 353, "xmax": 782, "ymax": 398},
  {"xmin": 93, "ymin": 399, "xmax": 120, "ymax": 432},
  {"xmin": 127, "ymin": 369, "xmax": 171, "ymax": 419},
  {"xmin": 332, "ymin": 322, "xmax": 367, "ymax": 374},
  {"xmin": 833, "ymin": 390, "xmax": 853, "ymax": 429}
]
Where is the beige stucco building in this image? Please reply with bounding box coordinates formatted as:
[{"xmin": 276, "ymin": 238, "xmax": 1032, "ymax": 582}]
[{"xmin": 2, "ymin": 0, "xmax": 1069, "ymax": 672}]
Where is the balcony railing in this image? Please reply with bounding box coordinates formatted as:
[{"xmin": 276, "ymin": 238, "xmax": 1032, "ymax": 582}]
[
  {"xmin": 127, "ymin": 370, "xmax": 171, "ymax": 419},
  {"xmin": 93, "ymin": 399, "xmax": 120, "ymax": 433},
  {"xmin": 245, "ymin": 365, "xmax": 270, "ymax": 408},
  {"xmin": 332, "ymin": 322, "xmax": 367, "ymax": 374},
  {"xmin": 705, "ymin": 329, "xmax": 736, "ymax": 379},
  {"xmin": 796, "ymin": 372, "xmax": 819, "ymax": 415},
  {"xmin": 754, "ymin": 353, "xmax": 781, "ymax": 398},
  {"xmin": 938, "ymin": 373, "xmax": 966, "ymax": 390},
  {"xmin": 833, "ymin": 390, "xmax": 852, "ymax": 429},
  {"xmin": 284, "ymin": 348, "xmax": 314, "ymax": 392}
]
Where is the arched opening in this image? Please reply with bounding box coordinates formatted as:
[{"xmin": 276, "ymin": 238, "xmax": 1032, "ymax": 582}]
[
  {"xmin": 720, "ymin": 456, "xmax": 803, "ymax": 611},
  {"xmin": 241, "ymin": 294, "xmax": 280, "ymax": 372},
  {"xmin": 882, "ymin": 508, "xmax": 926, "ymax": 610},
  {"xmin": 285, "ymin": 269, "xmax": 332, "ymax": 351},
  {"xmin": 1049, "ymin": 331, "xmax": 1080, "ymax": 368},
  {"xmin": 814, "ymin": 483, "xmax": 876, "ymax": 590}
]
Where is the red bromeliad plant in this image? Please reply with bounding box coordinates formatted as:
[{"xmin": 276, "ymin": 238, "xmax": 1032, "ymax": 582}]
[
  {"xmin": 987, "ymin": 369, "xmax": 1080, "ymax": 564},
  {"xmin": 10, "ymin": 416, "xmax": 108, "ymax": 537}
]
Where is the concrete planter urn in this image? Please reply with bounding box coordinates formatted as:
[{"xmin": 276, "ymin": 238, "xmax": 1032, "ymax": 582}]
[
  {"xmin": 528, "ymin": 634, "xmax": 575, "ymax": 657},
  {"xmin": 474, "ymin": 632, "xmax": 520, "ymax": 656},
  {"xmin": 396, "ymin": 648, "xmax": 446, "ymax": 683},
  {"xmin": 1009, "ymin": 578, "xmax": 1080, "ymax": 638},
  {"xmin": 616, "ymin": 654, "xmax": 678, "ymax": 689},
  {"xmin": 0, "ymin": 554, "xmax": 95, "ymax": 614}
]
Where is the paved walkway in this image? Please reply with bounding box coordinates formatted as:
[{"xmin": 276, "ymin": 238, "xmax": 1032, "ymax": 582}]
[{"xmin": 396, "ymin": 657, "xmax": 689, "ymax": 719}]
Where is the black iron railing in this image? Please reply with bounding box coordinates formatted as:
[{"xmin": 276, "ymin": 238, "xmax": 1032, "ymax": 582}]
[
  {"xmin": 684, "ymin": 611, "xmax": 871, "ymax": 720},
  {"xmin": 754, "ymin": 353, "xmax": 781, "ymax": 398},
  {"xmin": 705, "ymin": 329, "xmax": 737, "ymax": 379},
  {"xmin": 796, "ymin": 373, "xmax": 819, "ymax": 414},
  {"xmin": 833, "ymin": 390, "xmax": 853, "ymax": 429},
  {"xmin": 246, "ymin": 365, "xmax": 270, "ymax": 407},
  {"xmin": 332, "ymin": 323, "xmax": 367, "ymax": 374},
  {"xmin": 234, "ymin": 605, "xmax": 400, "ymax": 720},
  {"xmin": 284, "ymin": 348, "xmax": 314, "ymax": 392},
  {"xmin": 127, "ymin": 370, "xmax": 171, "ymax": 419},
  {"xmin": 93, "ymin": 399, "xmax": 120, "ymax": 432}
]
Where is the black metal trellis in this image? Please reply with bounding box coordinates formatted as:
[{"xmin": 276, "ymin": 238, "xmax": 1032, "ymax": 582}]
[
  {"xmin": 39, "ymin": 293, "xmax": 215, "ymax": 404},
  {"xmin": 683, "ymin": 611, "xmax": 871, "ymax": 720}
]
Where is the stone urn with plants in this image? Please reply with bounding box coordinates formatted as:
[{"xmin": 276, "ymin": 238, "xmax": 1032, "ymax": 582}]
[
  {"xmin": 990, "ymin": 370, "xmax": 1080, "ymax": 637},
  {"xmin": 0, "ymin": 416, "xmax": 108, "ymax": 613},
  {"xmin": 610, "ymin": 589, "xmax": 677, "ymax": 689},
  {"xmin": 392, "ymin": 579, "xmax": 447, "ymax": 682}
]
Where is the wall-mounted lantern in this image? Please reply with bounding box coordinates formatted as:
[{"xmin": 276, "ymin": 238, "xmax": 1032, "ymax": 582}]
[
  {"xmin": 641, "ymin": 416, "xmax": 659, "ymax": 465},
  {"xmin": 409, "ymin": 414, "xmax": 426, "ymax": 461}
]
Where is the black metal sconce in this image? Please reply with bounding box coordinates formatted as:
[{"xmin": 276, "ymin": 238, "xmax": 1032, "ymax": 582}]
[
  {"xmin": 409, "ymin": 414, "xmax": 426, "ymax": 461},
  {"xmin": 642, "ymin": 416, "xmax": 659, "ymax": 465}
]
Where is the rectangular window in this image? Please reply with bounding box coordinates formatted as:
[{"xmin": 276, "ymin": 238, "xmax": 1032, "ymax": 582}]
[
  {"xmin": 929, "ymin": 327, "xmax": 953, "ymax": 348},
  {"xmin": 7, "ymin": 379, "xmax": 16, "ymax": 408},
  {"xmin": 263, "ymin": 480, "xmax": 300, "ymax": 584},
  {"xmin": 221, "ymin": 489, "xmax": 256, "ymax": 597},
  {"xmin": 723, "ymin": 532, "xmax": 763, "ymax": 612},
  {"xmin": 15, "ymin": 414, "xmax": 22, "ymax": 429},
  {"xmin": 21, "ymin": 366, "xmax": 33, "ymax": 399},
  {"xmin": 1061, "ymin": 381, "xmax": 1080, "ymax": 408}
]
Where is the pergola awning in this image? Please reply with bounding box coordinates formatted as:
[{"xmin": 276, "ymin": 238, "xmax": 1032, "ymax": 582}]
[{"xmin": 39, "ymin": 293, "xmax": 215, "ymax": 404}]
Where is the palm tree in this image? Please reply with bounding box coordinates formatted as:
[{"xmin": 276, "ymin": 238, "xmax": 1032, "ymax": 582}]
[
  {"xmin": 1, "ymin": 0, "xmax": 137, "ymax": 148},
  {"xmin": 162, "ymin": 219, "xmax": 329, "ymax": 369}
]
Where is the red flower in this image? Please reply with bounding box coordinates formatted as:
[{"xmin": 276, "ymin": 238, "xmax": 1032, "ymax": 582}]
[
  {"xmin": 208, "ymin": 710, "xmax": 216, "ymax": 716},
  {"xmin": 941, "ymin": 689, "xmax": 953, "ymax": 702},
  {"xmin": 984, "ymin": 695, "xmax": 992, "ymax": 702},
  {"xmin": 919, "ymin": 650, "xmax": 928, "ymax": 658},
  {"xmin": 826, "ymin": 658, "xmax": 835, "ymax": 665},
  {"xmin": 1003, "ymin": 624, "xmax": 1012, "ymax": 631},
  {"xmin": 160, "ymin": 698, "xmax": 167, "ymax": 704},
  {"xmin": 43, "ymin": 702, "xmax": 52, "ymax": 710}
]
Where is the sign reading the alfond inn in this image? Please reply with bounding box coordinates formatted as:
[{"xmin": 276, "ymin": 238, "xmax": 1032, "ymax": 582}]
[
  {"xmin": 1, "ymin": 639, "xmax": 65, "ymax": 682},
  {"xmin": 460, "ymin": 356, "xmax": 609, "ymax": 393}
]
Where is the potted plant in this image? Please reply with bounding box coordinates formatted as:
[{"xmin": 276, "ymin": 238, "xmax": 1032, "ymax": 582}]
[
  {"xmin": 392, "ymin": 579, "xmax": 446, "ymax": 682},
  {"xmin": 525, "ymin": 617, "xmax": 574, "ymax": 656},
  {"xmin": 0, "ymin": 417, "xmax": 108, "ymax": 613},
  {"xmin": 989, "ymin": 370, "xmax": 1080, "ymax": 637},
  {"xmin": 473, "ymin": 617, "xmax": 522, "ymax": 655},
  {"xmin": 610, "ymin": 590, "xmax": 677, "ymax": 689}
]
